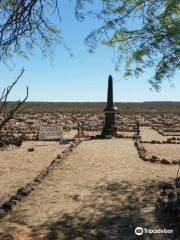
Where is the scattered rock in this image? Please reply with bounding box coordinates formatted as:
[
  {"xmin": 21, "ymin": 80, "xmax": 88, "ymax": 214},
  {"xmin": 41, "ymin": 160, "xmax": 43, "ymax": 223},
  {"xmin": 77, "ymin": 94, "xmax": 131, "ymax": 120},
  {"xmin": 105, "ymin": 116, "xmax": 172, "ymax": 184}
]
[
  {"xmin": 172, "ymin": 160, "xmax": 180, "ymax": 165},
  {"xmin": 28, "ymin": 147, "xmax": 34, "ymax": 152},
  {"xmin": 57, "ymin": 153, "xmax": 63, "ymax": 159},
  {"xmin": 17, "ymin": 186, "xmax": 31, "ymax": 196},
  {"xmin": 0, "ymin": 209, "xmax": 7, "ymax": 218},
  {"xmin": 175, "ymin": 177, "xmax": 180, "ymax": 188},
  {"xmin": 9, "ymin": 195, "xmax": 21, "ymax": 204},
  {"xmin": 160, "ymin": 159, "xmax": 172, "ymax": 165},
  {"xmin": 73, "ymin": 139, "xmax": 79, "ymax": 144},
  {"xmin": 160, "ymin": 182, "xmax": 174, "ymax": 190},
  {"xmin": 150, "ymin": 156, "xmax": 160, "ymax": 162},
  {"xmin": 2, "ymin": 201, "xmax": 12, "ymax": 211},
  {"xmin": 70, "ymin": 142, "xmax": 76, "ymax": 148},
  {"xmin": 151, "ymin": 140, "xmax": 160, "ymax": 144},
  {"xmin": 34, "ymin": 176, "xmax": 42, "ymax": 183},
  {"xmin": 157, "ymin": 180, "xmax": 180, "ymax": 221},
  {"xmin": 0, "ymin": 233, "xmax": 13, "ymax": 240}
]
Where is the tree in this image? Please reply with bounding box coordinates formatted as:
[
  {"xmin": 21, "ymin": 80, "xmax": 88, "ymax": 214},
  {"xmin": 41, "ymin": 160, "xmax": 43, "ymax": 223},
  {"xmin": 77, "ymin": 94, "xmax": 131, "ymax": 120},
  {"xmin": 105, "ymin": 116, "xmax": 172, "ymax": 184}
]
[
  {"xmin": 0, "ymin": 1, "xmax": 61, "ymax": 143},
  {"xmin": 0, "ymin": 0, "xmax": 63, "ymax": 62},
  {"xmin": 0, "ymin": 69, "xmax": 28, "ymax": 145},
  {"xmin": 75, "ymin": 0, "xmax": 180, "ymax": 90}
]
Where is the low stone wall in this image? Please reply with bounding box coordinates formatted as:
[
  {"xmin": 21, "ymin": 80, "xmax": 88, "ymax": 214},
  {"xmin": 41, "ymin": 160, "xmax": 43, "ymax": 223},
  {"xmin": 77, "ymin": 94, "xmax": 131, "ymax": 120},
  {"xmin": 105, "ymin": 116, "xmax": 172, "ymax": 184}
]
[
  {"xmin": 140, "ymin": 139, "xmax": 180, "ymax": 145},
  {"xmin": 152, "ymin": 126, "xmax": 180, "ymax": 137},
  {"xmin": 115, "ymin": 132, "xmax": 136, "ymax": 139},
  {"xmin": 134, "ymin": 138, "xmax": 180, "ymax": 165}
]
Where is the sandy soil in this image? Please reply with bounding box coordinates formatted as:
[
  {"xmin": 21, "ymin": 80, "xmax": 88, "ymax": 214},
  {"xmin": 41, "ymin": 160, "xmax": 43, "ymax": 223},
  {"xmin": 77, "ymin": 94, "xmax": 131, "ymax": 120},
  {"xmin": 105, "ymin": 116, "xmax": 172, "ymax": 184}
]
[
  {"xmin": 0, "ymin": 130, "xmax": 76, "ymax": 205},
  {"xmin": 0, "ymin": 138, "xmax": 178, "ymax": 240},
  {"xmin": 140, "ymin": 127, "xmax": 170, "ymax": 142},
  {"xmin": 144, "ymin": 143, "xmax": 180, "ymax": 161},
  {"xmin": 119, "ymin": 132, "xmax": 135, "ymax": 137}
]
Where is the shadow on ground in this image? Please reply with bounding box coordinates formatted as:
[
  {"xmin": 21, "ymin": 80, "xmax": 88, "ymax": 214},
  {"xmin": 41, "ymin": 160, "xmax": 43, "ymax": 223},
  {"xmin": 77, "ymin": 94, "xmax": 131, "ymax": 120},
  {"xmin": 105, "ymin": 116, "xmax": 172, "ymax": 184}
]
[{"xmin": 25, "ymin": 180, "xmax": 179, "ymax": 240}]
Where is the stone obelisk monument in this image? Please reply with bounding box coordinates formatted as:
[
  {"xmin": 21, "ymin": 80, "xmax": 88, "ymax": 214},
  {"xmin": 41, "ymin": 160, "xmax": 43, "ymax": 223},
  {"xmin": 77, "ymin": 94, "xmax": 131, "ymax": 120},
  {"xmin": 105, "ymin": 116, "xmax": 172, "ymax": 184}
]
[{"xmin": 101, "ymin": 75, "xmax": 117, "ymax": 138}]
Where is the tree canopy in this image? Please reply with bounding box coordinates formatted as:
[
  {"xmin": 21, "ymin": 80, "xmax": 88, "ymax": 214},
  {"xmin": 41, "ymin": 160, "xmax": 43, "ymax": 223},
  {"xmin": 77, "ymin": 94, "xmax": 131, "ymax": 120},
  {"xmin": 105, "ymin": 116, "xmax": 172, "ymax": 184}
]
[
  {"xmin": 0, "ymin": 0, "xmax": 63, "ymax": 62},
  {"xmin": 76, "ymin": 0, "xmax": 180, "ymax": 90}
]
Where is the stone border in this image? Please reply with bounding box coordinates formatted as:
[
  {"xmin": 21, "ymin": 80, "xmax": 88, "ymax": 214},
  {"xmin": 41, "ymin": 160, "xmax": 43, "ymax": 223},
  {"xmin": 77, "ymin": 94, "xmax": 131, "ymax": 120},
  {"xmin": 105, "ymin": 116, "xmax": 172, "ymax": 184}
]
[
  {"xmin": 152, "ymin": 126, "xmax": 180, "ymax": 137},
  {"xmin": 0, "ymin": 138, "xmax": 82, "ymax": 219},
  {"xmin": 115, "ymin": 132, "xmax": 136, "ymax": 139},
  {"xmin": 156, "ymin": 178, "xmax": 180, "ymax": 222},
  {"xmin": 134, "ymin": 138, "xmax": 180, "ymax": 165},
  {"xmin": 140, "ymin": 140, "xmax": 180, "ymax": 145}
]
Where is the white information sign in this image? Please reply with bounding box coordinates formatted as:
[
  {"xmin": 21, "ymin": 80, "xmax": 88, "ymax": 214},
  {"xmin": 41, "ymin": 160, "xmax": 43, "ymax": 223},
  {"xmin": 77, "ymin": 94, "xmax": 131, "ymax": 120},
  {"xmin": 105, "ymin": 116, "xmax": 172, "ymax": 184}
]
[
  {"xmin": 85, "ymin": 120, "xmax": 97, "ymax": 127},
  {"xmin": 39, "ymin": 126, "xmax": 63, "ymax": 140}
]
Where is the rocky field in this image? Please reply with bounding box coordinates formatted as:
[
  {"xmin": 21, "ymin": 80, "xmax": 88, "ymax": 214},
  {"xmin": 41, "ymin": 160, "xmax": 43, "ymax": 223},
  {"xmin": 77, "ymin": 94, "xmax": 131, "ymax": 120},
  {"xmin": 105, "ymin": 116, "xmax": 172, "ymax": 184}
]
[{"xmin": 1, "ymin": 112, "xmax": 180, "ymax": 141}]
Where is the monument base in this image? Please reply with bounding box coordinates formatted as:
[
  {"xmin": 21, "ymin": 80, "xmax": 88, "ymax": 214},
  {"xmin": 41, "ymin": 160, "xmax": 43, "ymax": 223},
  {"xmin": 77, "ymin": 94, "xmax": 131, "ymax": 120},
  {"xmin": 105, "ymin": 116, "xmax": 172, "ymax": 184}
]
[
  {"xmin": 104, "ymin": 134, "xmax": 113, "ymax": 139},
  {"xmin": 101, "ymin": 109, "xmax": 117, "ymax": 138},
  {"xmin": 101, "ymin": 126, "xmax": 117, "ymax": 138}
]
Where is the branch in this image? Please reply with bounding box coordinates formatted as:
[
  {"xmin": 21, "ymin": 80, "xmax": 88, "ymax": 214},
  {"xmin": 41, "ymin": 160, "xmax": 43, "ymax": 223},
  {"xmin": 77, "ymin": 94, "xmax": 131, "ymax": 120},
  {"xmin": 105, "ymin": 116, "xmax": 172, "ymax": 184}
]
[{"xmin": 0, "ymin": 70, "xmax": 28, "ymax": 132}]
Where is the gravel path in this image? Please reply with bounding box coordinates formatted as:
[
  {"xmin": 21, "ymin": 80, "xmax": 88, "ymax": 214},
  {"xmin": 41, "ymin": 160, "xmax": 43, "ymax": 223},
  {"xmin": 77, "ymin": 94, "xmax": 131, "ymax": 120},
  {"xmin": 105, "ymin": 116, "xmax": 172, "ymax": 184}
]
[{"xmin": 0, "ymin": 138, "xmax": 178, "ymax": 240}]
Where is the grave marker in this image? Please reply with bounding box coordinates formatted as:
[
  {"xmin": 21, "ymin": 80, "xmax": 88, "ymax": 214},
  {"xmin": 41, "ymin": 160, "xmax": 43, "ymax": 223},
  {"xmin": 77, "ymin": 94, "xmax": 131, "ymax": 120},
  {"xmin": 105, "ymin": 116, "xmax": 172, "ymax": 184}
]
[
  {"xmin": 39, "ymin": 126, "xmax": 63, "ymax": 140},
  {"xmin": 85, "ymin": 120, "xmax": 97, "ymax": 127}
]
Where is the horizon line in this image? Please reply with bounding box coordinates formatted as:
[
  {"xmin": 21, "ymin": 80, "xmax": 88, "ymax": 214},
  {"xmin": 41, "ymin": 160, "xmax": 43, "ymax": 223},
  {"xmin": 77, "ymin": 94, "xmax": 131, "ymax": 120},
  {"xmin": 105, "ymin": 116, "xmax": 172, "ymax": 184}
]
[{"xmin": 6, "ymin": 101, "xmax": 180, "ymax": 103}]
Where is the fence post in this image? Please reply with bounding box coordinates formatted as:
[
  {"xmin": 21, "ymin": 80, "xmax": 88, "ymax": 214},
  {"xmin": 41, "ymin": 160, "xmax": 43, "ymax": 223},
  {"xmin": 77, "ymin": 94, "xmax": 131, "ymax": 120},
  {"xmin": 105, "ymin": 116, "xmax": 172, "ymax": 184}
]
[
  {"xmin": 78, "ymin": 122, "xmax": 80, "ymax": 135},
  {"xmin": 136, "ymin": 121, "xmax": 140, "ymax": 137},
  {"xmin": 82, "ymin": 121, "xmax": 84, "ymax": 137}
]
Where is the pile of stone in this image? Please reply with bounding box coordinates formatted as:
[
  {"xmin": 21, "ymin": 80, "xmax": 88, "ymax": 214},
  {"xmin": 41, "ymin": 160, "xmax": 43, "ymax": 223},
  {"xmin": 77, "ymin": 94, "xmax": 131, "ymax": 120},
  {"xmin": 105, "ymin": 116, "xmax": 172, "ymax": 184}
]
[
  {"xmin": 156, "ymin": 178, "xmax": 180, "ymax": 221},
  {"xmin": 0, "ymin": 133, "xmax": 24, "ymax": 148}
]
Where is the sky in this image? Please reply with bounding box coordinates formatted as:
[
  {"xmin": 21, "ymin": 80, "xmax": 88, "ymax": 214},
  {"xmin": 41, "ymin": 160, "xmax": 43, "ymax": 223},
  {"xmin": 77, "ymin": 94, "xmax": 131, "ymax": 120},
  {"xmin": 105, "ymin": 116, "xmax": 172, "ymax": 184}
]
[{"xmin": 0, "ymin": 1, "xmax": 179, "ymax": 103}]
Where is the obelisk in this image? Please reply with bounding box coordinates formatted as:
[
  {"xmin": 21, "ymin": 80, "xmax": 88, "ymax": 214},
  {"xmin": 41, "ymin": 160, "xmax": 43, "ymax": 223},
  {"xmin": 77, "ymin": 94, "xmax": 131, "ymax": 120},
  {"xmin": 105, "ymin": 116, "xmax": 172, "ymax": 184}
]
[{"xmin": 101, "ymin": 75, "xmax": 117, "ymax": 138}]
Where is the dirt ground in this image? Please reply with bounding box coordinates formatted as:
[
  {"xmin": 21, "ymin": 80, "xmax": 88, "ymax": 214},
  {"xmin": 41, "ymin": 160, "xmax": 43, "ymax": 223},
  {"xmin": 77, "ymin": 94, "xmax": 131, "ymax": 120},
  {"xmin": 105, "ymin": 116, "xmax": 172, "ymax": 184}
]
[
  {"xmin": 144, "ymin": 143, "xmax": 180, "ymax": 161},
  {"xmin": 0, "ymin": 137, "xmax": 178, "ymax": 240},
  {"xmin": 0, "ymin": 131, "xmax": 76, "ymax": 205},
  {"xmin": 119, "ymin": 131, "xmax": 135, "ymax": 137},
  {"xmin": 140, "ymin": 127, "xmax": 170, "ymax": 142}
]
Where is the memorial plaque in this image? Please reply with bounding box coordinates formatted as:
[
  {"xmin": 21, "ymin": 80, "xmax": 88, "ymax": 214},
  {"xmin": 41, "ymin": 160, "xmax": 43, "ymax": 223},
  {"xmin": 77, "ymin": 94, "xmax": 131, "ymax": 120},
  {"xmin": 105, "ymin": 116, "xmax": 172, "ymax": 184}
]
[
  {"xmin": 85, "ymin": 120, "xmax": 97, "ymax": 127},
  {"xmin": 39, "ymin": 126, "xmax": 63, "ymax": 140}
]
